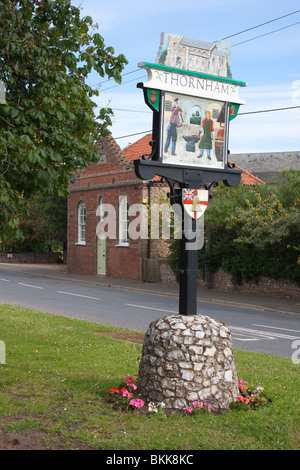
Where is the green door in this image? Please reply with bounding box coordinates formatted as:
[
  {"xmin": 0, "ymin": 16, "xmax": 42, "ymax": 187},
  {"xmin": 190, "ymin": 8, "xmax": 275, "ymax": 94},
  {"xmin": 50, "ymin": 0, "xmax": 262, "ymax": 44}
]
[{"xmin": 97, "ymin": 234, "xmax": 106, "ymax": 275}]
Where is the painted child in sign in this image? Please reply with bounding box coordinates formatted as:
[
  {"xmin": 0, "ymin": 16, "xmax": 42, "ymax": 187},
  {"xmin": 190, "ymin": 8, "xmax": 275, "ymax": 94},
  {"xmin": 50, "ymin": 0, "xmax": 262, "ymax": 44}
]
[
  {"xmin": 164, "ymin": 98, "xmax": 185, "ymax": 156},
  {"xmin": 198, "ymin": 109, "xmax": 215, "ymax": 161}
]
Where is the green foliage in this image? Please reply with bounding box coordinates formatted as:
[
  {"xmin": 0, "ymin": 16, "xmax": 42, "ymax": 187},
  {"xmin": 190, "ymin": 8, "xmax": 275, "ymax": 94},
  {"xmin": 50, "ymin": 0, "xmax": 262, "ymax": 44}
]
[
  {"xmin": 3, "ymin": 193, "xmax": 67, "ymax": 252},
  {"xmin": 0, "ymin": 0, "xmax": 128, "ymax": 242},
  {"xmin": 168, "ymin": 170, "xmax": 300, "ymax": 285}
]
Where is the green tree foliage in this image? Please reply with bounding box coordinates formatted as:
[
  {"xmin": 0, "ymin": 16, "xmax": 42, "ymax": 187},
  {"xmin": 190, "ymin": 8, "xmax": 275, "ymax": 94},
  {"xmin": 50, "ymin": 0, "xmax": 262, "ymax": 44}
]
[
  {"xmin": 3, "ymin": 194, "xmax": 67, "ymax": 252},
  {"xmin": 168, "ymin": 170, "xmax": 300, "ymax": 285},
  {"xmin": 0, "ymin": 0, "xmax": 128, "ymax": 242}
]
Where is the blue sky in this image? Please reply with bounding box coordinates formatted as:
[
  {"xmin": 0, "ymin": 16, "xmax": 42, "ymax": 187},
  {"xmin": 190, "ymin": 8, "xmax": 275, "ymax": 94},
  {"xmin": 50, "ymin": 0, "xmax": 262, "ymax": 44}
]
[{"xmin": 73, "ymin": 0, "xmax": 300, "ymax": 153}]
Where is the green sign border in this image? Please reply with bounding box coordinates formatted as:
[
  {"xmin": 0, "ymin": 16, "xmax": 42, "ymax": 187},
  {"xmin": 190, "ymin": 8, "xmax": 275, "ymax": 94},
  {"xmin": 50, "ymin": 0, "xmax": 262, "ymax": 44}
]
[{"xmin": 140, "ymin": 62, "xmax": 247, "ymax": 88}]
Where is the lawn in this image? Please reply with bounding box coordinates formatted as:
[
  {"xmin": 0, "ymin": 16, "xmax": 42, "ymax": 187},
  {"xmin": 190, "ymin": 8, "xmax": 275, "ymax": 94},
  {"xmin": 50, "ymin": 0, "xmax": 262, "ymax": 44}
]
[{"xmin": 0, "ymin": 304, "xmax": 299, "ymax": 450}]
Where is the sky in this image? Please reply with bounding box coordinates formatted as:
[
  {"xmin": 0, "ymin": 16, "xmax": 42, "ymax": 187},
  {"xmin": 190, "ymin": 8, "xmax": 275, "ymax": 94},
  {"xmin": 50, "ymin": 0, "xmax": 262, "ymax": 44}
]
[{"xmin": 72, "ymin": 0, "xmax": 300, "ymax": 154}]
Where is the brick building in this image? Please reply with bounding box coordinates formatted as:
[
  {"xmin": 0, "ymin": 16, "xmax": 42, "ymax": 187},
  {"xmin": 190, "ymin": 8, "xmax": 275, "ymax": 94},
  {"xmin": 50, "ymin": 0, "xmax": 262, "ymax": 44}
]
[{"xmin": 67, "ymin": 134, "xmax": 263, "ymax": 282}]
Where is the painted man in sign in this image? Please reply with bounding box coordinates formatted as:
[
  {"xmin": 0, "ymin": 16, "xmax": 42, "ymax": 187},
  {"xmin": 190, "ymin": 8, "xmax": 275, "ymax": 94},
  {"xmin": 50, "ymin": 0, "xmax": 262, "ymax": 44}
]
[{"xmin": 164, "ymin": 98, "xmax": 184, "ymax": 156}]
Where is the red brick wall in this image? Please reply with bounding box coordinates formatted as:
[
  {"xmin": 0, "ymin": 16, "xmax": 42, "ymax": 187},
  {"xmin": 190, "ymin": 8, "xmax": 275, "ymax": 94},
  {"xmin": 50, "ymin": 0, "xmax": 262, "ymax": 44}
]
[
  {"xmin": 67, "ymin": 244, "xmax": 95, "ymax": 276},
  {"xmin": 107, "ymin": 246, "xmax": 141, "ymax": 279}
]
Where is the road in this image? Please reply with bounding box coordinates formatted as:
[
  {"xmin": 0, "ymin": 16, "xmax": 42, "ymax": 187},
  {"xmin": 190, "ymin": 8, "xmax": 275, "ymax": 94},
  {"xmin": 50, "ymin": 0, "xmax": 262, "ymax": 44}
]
[{"xmin": 0, "ymin": 269, "xmax": 300, "ymax": 359}]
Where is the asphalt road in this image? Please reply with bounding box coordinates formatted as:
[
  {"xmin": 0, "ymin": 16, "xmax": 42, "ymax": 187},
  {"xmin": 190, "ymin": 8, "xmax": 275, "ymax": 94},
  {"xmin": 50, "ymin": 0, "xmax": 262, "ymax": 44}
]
[{"xmin": 1, "ymin": 269, "xmax": 300, "ymax": 359}]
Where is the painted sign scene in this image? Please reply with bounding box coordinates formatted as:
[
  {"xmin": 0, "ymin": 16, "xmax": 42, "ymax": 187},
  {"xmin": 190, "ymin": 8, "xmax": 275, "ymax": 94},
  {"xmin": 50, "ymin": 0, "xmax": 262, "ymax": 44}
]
[{"xmin": 162, "ymin": 91, "xmax": 228, "ymax": 169}]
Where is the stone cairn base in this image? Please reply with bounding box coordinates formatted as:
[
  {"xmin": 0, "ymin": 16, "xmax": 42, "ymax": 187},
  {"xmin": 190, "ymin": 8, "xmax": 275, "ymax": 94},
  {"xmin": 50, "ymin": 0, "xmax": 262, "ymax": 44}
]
[{"xmin": 138, "ymin": 314, "xmax": 239, "ymax": 413}]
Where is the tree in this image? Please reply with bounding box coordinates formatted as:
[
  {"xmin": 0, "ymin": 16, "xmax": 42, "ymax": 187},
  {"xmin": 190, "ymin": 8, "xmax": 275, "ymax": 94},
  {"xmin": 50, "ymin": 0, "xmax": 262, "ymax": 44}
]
[
  {"xmin": 3, "ymin": 193, "xmax": 68, "ymax": 253},
  {"xmin": 0, "ymin": 0, "xmax": 128, "ymax": 242}
]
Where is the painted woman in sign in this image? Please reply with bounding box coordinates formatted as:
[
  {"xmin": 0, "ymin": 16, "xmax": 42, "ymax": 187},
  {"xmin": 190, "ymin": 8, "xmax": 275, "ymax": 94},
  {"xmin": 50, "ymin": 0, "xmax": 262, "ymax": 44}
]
[
  {"xmin": 164, "ymin": 98, "xmax": 184, "ymax": 156},
  {"xmin": 198, "ymin": 110, "xmax": 214, "ymax": 160}
]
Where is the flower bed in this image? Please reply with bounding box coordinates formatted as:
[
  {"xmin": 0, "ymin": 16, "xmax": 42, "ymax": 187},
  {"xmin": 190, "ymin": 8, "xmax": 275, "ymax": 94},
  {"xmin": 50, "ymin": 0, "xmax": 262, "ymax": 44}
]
[
  {"xmin": 229, "ymin": 379, "xmax": 272, "ymax": 411},
  {"xmin": 107, "ymin": 375, "xmax": 272, "ymax": 414}
]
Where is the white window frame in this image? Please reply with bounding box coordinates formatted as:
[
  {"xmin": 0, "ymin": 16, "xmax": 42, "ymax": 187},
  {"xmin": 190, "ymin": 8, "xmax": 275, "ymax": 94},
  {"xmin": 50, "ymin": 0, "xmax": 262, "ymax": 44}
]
[
  {"xmin": 77, "ymin": 202, "xmax": 86, "ymax": 245},
  {"xmin": 118, "ymin": 196, "xmax": 129, "ymax": 246}
]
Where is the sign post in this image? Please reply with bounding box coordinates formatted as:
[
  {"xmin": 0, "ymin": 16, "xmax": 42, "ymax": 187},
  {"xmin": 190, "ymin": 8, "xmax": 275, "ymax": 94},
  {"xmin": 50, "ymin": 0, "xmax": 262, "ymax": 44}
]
[{"xmin": 134, "ymin": 57, "xmax": 246, "ymax": 315}]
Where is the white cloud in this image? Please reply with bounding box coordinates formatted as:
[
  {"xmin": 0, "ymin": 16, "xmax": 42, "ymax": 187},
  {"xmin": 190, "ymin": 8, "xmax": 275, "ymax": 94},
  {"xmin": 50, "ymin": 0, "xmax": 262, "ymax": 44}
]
[
  {"xmin": 230, "ymin": 108, "xmax": 300, "ymax": 153},
  {"xmin": 240, "ymin": 83, "xmax": 296, "ymax": 109}
]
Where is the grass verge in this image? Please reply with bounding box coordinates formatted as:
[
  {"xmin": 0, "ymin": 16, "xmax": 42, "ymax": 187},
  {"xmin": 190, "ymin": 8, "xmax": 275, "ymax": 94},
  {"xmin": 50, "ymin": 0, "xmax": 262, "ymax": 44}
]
[{"xmin": 0, "ymin": 304, "xmax": 299, "ymax": 450}]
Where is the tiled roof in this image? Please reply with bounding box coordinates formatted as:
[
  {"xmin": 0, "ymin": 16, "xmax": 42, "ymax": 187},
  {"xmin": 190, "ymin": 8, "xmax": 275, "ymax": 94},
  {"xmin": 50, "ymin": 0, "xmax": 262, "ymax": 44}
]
[
  {"xmin": 123, "ymin": 134, "xmax": 153, "ymax": 162},
  {"xmin": 122, "ymin": 134, "xmax": 264, "ymax": 186},
  {"xmin": 232, "ymin": 163, "xmax": 264, "ymax": 186}
]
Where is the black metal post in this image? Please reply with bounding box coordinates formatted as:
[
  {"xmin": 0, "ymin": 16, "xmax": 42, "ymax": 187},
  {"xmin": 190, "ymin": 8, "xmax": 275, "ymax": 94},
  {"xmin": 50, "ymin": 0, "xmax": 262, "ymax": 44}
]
[{"xmin": 179, "ymin": 203, "xmax": 198, "ymax": 316}]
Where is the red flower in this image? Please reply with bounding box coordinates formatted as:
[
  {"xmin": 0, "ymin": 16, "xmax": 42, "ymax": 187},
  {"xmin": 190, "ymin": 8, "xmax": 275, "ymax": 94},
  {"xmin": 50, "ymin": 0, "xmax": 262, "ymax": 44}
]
[{"xmin": 124, "ymin": 376, "xmax": 134, "ymax": 385}]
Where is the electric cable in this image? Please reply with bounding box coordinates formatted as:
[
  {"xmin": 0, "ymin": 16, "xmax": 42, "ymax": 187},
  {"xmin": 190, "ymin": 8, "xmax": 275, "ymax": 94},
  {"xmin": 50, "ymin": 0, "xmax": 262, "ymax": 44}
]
[
  {"xmin": 231, "ymin": 20, "xmax": 300, "ymax": 47},
  {"xmin": 90, "ymin": 69, "xmax": 140, "ymax": 88},
  {"xmin": 216, "ymin": 8, "xmax": 300, "ymax": 41},
  {"xmin": 239, "ymin": 105, "xmax": 300, "ymax": 115}
]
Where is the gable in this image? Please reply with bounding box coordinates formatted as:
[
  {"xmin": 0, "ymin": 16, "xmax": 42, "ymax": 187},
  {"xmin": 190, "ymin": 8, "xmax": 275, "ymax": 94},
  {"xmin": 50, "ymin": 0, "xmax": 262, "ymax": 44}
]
[{"xmin": 69, "ymin": 135, "xmax": 136, "ymax": 191}]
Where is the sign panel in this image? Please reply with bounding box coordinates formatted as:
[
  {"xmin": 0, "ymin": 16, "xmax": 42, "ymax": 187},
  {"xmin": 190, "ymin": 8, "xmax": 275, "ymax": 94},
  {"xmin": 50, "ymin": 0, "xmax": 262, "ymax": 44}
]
[
  {"xmin": 135, "ymin": 56, "xmax": 245, "ymax": 187},
  {"xmin": 161, "ymin": 91, "xmax": 229, "ymax": 169}
]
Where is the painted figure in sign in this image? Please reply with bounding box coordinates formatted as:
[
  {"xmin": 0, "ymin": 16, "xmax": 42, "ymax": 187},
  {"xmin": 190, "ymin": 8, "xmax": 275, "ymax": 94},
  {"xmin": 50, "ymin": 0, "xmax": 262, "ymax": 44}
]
[
  {"xmin": 164, "ymin": 98, "xmax": 184, "ymax": 156},
  {"xmin": 198, "ymin": 110, "xmax": 214, "ymax": 160}
]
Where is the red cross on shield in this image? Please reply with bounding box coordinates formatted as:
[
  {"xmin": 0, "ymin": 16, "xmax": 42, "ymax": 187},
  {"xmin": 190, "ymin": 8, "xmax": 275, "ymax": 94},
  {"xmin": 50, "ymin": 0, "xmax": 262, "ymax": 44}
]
[{"xmin": 182, "ymin": 188, "xmax": 209, "ymax": 220}]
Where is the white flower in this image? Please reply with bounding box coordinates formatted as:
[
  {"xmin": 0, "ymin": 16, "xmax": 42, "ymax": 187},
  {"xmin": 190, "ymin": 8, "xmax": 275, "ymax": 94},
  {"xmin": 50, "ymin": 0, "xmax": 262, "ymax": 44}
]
[{"xmin": 148, "ymin": 402, "xmax": 158, "ymax": 413}]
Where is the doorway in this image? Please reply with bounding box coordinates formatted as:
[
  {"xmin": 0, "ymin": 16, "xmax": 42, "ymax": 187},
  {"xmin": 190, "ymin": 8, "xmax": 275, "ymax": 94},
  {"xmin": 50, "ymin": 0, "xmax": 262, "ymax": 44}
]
[{"xmin": 97, "ymin": 233, "xmax": 106, "ymax": 275}]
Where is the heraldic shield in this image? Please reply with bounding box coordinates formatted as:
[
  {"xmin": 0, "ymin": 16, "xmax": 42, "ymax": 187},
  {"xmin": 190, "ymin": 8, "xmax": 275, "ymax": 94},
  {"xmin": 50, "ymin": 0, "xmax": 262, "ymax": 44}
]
[{"xmin": 182, "ymin": 188, "xmax": 209, "ymax": 220}]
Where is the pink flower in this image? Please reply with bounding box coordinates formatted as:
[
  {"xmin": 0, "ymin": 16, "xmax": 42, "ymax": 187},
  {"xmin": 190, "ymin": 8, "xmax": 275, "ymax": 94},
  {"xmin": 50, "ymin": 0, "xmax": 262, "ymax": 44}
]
[
  {"xmin": 129, "ymin": 398, "xmax": 144, "ymax": 408},
  {"xmin": 122, "ymin": 390, "xmax": 133, "ymax": 398},
  {"xmin": 125, "ymin": 376, "xmax": 138, "ymax": 390},
  {"xmin": 185, "ymin": 407, "xmax": 194, "ymax": 413},
  {"xmin": 192, "ymin": 401, "xmax": 202, "ymax": 408}
]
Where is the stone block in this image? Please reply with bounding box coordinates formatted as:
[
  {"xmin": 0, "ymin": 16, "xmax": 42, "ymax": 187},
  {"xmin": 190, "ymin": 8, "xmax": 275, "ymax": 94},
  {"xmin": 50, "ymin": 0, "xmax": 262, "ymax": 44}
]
[{"xmin": 138, "ymin": 314, "xmax": 239, "ymax": 413}]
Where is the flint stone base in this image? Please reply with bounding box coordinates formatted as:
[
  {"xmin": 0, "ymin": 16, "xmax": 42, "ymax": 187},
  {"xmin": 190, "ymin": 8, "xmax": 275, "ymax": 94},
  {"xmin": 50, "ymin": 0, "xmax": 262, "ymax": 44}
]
[{"xmin": 138, "ymin": 314, "xmax": 239, "ymax": 412}]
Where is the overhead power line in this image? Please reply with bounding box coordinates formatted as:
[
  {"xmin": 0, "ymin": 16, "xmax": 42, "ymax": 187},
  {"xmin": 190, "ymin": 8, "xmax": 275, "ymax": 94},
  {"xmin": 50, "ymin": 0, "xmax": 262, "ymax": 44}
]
[
  {"xmin": 115, "ymin": 130, "xmax": 152, "ymax": 140},
  {"xmin": 111, "ymin": 108, "xmax": 151, "ymax": 114},
  {"xmin": 231, "ymin": 20, "xmax": 300, "ymax": 47},
  {"xmin": 99, "ymin": 75, "xmax": 147, "ymax": 92},
  {"xmin": 90, "ymin": 68, "xmax": 140, "ymax": 88},
  {"xmin": 217, "ymin": 8, "xmax": 300, "ymax": 41},
  {"xmin": 239, "ymin": 105, "xmax": 300, "ymax": 115}
]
